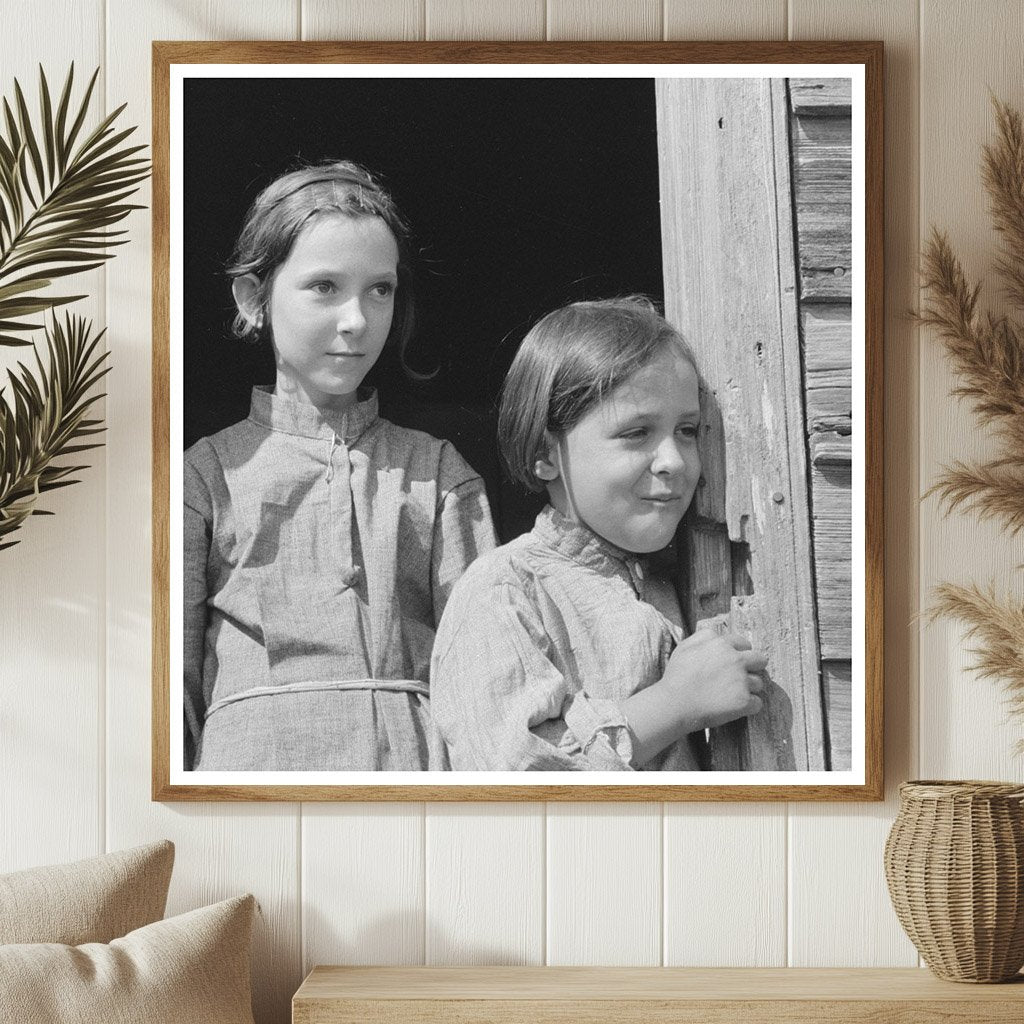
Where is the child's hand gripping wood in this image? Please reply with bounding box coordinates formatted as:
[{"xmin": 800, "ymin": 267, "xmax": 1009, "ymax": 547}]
[{"xmin": 622, "ymin": 621, "xmax": 767, "ymax": 767}]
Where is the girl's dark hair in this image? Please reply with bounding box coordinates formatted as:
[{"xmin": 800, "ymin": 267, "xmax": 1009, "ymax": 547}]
[
  {"xmin": 227, "ymin": 159, "xmax": 416, "ymax": 371},
  {"xmin": 498, "ymin": 295, "xmax": 698, "ymax": 492}
]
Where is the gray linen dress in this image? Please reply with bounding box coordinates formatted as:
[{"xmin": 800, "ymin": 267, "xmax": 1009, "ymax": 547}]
[
  {"xmin": 430, "ymin": 506, "xmax": 701, "ymax": 771},
  {"xmin": 183, "ymin": 386, "xmax": 496, "ymax": 771}
]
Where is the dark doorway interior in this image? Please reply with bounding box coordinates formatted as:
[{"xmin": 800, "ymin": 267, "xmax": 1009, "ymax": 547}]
[{"xmin": 184, "ymin": 76, "xmax": 664, "ymax": 540}]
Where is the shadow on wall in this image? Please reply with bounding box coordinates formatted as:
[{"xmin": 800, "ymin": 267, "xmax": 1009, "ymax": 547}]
[{"xmin": 301, "ymin": 904, "xmax": 536, "ymax": 974}]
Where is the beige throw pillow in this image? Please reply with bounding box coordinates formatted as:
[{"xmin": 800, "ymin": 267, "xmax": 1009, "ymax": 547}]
[
  {"xmin": 0, "ymin": 840, "xmax": 174, "ymax": 945},
  {"xmin": 0, "ymin": 893, "xmax": 256, "ymax": 1024}
]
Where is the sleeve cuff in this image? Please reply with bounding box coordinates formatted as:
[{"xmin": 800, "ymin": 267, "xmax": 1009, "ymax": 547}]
[{"xmin": 561, "ymin": 695, "xmax": 635, "ymax": 771}]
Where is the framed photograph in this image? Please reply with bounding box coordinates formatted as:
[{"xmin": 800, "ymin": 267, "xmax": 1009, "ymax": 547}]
[{"xmin": 152, "ymin": 41, "xmax": 883, "ymax": 801}]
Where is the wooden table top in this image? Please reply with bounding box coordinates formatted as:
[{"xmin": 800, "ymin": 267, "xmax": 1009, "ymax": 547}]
[{"xmin": 295, "ymin": 965, "xmax": 1024, "ymax": 1002}]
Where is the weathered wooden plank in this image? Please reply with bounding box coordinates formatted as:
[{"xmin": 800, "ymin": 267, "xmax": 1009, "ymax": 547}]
[
  {"xmin": 791, "ymin": 111, "xmax": 852, "ymax": 301},
  {"xmin": 811, "ymin": 462, "xmax": 852, "ymax": 520},
  {"xmin": 790, "ymin": 78, "xmax": 853, "ymax": 115},
  {"xmin": 791, "ymin": 117, "xmax": 853, "ymax": 194},
  {"xmin": 657, "ymin": 77, "xmax": 825, "ymax": 771},
  {"xmin": 806, "ymin": 385, "xmax": 853, "ymax": 434},
  {"xmin": 810, "ymin": 410, "xmax": 851, "ymax": 661},
  {"xmin": 791, "ymin": 112, "xmax": 851, "ymax": 302},
  {"xmin": 811, "ymin": 431, "xmax": 852, "ymax": 466},
  {"xmin": 678, "ymin": 520, "xmax": 733, "ymax": 625},
  {"xmin": 799, "ymin": 265, "xmax": 853, "ymax": 302},
  {"xmin": 795, "ymin": 211, "xmax": 853, "ymax": 257},
  {"xmin": 803, "ymin": 307, "xmax": 853, "ymax": 420},
  {"xmin": 802, "ymin": 306, "xmax": 852, "ymax": 370},
  {"xmin": 812, "ymin": 516, "xmax": 852, "ymax": 659},
  {"xmin": 822, "ymin": 661, "xmax": 853, "ymax": 771},
  {"xmin": 806, "ymin": 362, "xmax": 853, "ymax": 396}
]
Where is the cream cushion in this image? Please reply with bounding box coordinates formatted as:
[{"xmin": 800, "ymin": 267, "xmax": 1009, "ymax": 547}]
[
  {"xmin": 0, "ymin": 893, "xmax": 256, "ymax": 1024},
  {"xmin": 0, "ymin": 840, "xmax": 174, "ymax": 945}
]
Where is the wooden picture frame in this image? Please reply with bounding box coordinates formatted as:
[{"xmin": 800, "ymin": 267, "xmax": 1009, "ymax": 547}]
[{"xmin": 152, "ymin": 40, "xmax": 883, "ymax": 801}]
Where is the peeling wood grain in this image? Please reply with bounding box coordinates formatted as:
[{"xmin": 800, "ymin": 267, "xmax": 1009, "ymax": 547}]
[
  {"xmin": 806, "ymin": 385, "xmax": 853, "ymax": 434},
  {"xmin": 790, "ymin": 78, "xmax": 853, "ymax": 115},
  {"xmin": 802, "ymin": 306, "xmax": 852, "ymax": 366},
  {"xmin": 822, "ymin": 661, "xmax": 853, "ymax": 770},
  {"xmin": 811, "ymin": 462, "xmax": 852, "ymax": 520},
  {"xmin": 791, "ymin": 112, "xmax": 852, "ymax": 300},
  {"xmin": 812, "ymin": 516, "xmax": 853, "ymax": 659}
]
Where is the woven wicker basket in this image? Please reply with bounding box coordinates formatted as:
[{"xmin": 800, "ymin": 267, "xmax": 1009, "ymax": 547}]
[{"xmin": 884, "ymin": 780, "xmax": 1024, "ymax": 982}]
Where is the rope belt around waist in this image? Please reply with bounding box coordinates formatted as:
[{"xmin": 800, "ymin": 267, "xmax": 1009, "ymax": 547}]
[{"xmin": 205, "ymin": 678, "xmax": 430, "ymax": 721}]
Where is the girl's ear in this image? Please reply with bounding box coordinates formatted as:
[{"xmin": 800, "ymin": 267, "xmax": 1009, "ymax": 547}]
[
  {"xmin": 231, "ymin": 274, "xmax": 264, "ymax": 329},
  {"xmin": 533, "ymin": 431, "xmax": 561, "ymax": 482}
]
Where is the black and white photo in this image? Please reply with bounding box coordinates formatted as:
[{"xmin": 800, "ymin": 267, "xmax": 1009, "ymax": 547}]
[{"xmin": 152, "ymin": 42, "xmax": 882, "ymax": 800}]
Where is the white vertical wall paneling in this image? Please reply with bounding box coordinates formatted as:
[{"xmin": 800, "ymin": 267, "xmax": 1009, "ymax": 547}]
[
  {"xmin": 103, "ymin": 5, "xmax": 302, "ymax": 1024},
  {"xmin": 918, "ymin": 0, "xmax": 1024, "ymax": 779},
  {"xmin": 0, "ymin": 2, "xmax": 106, "ymax": 873},
  {"xmin": 663, "ymin": 0, "xmax": 786, "ymax": 40},
  {"xmin": 425, "ymin": 804, "xmax": 544, "ymax": 964},
  {"xmin": 419, "ymin": 1, "xmax": 545, "ymax": 971},
  {"xmin": 426, "ymin": 0, "xmax": 545, "ymax": 40},
  {"xmin": 787, "ymin": 0, "xmax": 921, "ymax": 968},
  {"xmin": 303, "ymin": 0, "xmax": 425, "ymax": 40},
  {"xmin": 547, "ymin": 1, "xmax": 663, "ymax": 41},
  {"xmin": 665, "ymin": 804, "xmax": 786, "ymax": 965},
  {"xmin": 661, "ymin": 1, "xmax": 786, "ymax": 969},
  {"xmin": 303, "ymin": 805, "xmax": 425, "ymax": 969},
  {"xmin": 547, "ymin": 804, "xmax": 661, "ymax": 964}
]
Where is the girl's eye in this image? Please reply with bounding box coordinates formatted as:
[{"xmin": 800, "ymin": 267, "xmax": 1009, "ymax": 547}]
[
  {"xmin": 370, "ymin": 282, "xmax": 395, "ymax": 299},
  {"xmin": 310, "ymin": 281, "xmax": 334, "ymax": 295},
  {"xmin": 620, "ymin": 428, "xmax": 649, "ymax": 441},
  {"xmin": 677, "ymin": 424, "xmax": 699, "ymax": 438}
]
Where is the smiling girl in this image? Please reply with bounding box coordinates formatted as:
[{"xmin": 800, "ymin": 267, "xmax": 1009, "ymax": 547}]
[
  {"xmin": 430, "ymin": 296, "xmax": 765, "ymax": 771},
  {"xmin": 182, "ymin": 161, "xmax": 496, "ymax": 772}
]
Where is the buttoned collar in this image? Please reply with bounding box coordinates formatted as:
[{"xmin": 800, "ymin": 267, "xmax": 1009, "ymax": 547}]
[
  {"xmin": 532, "ymin": 505, "xmax": 649, "ymax": 588},
  {"xmin": 247, "ymin": 385, "xmax": 379, "ymax": 444}
]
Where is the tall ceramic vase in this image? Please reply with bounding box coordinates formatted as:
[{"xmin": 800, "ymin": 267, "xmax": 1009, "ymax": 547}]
[{"xmin": 884, "ymin": 780, "xmax": 1024, "ymax": 982}]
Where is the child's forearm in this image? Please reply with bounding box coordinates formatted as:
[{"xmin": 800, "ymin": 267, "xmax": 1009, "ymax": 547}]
[{"xmin": 619, "ymin": 682, "xmax": 706, "ymax": 767}]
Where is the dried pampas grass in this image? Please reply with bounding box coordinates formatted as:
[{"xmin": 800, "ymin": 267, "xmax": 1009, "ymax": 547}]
[{"xmin": 921, "ymin": 98, "xmax": 1024, "ymax": 741}]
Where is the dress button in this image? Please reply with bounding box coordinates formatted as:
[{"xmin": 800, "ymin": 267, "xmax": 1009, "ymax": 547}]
[{"xmin": 341, "ymin": 565, "xmax": 362, "ymax": 588}]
